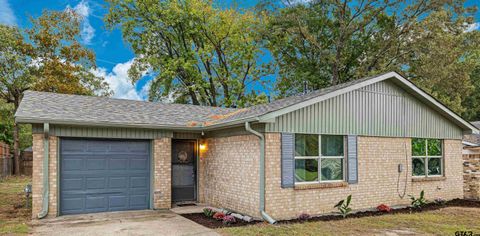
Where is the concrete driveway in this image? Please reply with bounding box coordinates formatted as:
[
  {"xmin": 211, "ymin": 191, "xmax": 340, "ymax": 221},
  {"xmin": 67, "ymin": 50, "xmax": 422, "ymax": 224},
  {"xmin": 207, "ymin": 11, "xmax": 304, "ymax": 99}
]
[{"xmin": 31, "ymin": 210, "xmax": 219, "ymax": 236}]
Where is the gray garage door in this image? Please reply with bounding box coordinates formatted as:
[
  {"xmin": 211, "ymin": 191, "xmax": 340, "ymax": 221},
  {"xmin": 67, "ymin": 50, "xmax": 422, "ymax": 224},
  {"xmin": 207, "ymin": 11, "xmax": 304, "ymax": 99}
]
[{"xmin": 60, "ymin": 139, "xmax": 150, "ymax": 215}]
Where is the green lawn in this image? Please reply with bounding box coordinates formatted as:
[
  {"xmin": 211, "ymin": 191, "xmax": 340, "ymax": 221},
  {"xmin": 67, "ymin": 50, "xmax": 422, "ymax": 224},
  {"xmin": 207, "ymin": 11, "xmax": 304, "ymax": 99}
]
[
  {"xmin": 0, "ymin": 176, "xmax": 31, "ymax": 235},
  {"xmin": 219, "ymin": 207, "xmax": 480, "ymax": 236}
]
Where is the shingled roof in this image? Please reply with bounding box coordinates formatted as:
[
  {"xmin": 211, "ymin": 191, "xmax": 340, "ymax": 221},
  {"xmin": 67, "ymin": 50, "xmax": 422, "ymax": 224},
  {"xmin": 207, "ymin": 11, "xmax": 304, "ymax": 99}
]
[{"xmin": 15, "ymin": 72, "xmax": 478, "ymax": 132}]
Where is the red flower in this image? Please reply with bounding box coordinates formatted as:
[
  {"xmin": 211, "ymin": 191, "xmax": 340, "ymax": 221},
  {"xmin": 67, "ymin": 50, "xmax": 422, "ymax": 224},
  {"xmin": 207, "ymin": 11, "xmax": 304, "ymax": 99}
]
[
  {"xmin": 377, "ymin": 204, "xmax": 392, "ymax": 213},
  {"xmin": 213, "ymin": 212, "xmax": 226, "ymax": 220}
]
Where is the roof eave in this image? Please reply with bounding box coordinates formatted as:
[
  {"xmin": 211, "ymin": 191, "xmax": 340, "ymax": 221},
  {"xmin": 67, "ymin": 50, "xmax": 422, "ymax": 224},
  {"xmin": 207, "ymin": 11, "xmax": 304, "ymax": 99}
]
[{"xmin": 15, "ymin": 116, "xmax": 260, "ymax": 132}]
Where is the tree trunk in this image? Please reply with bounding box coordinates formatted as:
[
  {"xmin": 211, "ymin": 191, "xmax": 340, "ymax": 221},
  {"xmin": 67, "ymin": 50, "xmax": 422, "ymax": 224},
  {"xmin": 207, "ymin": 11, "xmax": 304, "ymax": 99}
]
[{"xmin": 13, "ymin": 120, "xmax": 20, "ymax": 175}]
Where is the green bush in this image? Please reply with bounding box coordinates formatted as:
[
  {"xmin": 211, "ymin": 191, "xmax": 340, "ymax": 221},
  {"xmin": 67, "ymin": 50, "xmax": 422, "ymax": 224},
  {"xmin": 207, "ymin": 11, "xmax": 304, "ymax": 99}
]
[{"xmin": 409, "ymin": 190, "xmax": 428, "ymax": 209}]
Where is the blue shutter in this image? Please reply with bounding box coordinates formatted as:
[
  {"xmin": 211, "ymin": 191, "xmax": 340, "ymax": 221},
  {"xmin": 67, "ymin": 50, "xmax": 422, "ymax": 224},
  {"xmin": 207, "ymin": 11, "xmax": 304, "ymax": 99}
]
[
  {"xmin": 281, "ymin": 133, "xmax": 295, "ymax": 188},
  {"xmin": 347, "ymin": 135, "xmax": 358, "ymax": 184}
]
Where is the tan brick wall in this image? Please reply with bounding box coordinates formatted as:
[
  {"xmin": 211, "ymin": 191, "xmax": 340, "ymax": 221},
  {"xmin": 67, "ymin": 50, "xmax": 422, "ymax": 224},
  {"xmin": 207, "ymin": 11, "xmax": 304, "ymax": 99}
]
[
  {"xmin": 199, "ymin": 135, "xmax": 260, "ymax": 217},
  {"xmin": 153, "ymin": 138, "xmax": 172, "ymax": 209},
  {"xmin": 264, "ymin": 134, "xmax": 464, "ymax": 220},
  {"xmin": 32, "ymin": 134, "xmax": 58, "ymax": 218}
]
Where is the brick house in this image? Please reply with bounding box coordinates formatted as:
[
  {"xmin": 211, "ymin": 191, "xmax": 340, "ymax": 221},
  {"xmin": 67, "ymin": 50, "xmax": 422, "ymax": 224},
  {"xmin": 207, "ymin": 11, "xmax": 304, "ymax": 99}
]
[{"xmin": 15, "ymin": 72, "xmax": 478, "ymax": 221}]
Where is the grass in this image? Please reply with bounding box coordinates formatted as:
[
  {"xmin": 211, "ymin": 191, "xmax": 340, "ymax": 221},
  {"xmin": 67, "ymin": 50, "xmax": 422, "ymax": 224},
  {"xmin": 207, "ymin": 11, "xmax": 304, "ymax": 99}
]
[
  {"xmin": 219, "ymin": 207, "xmax": 480, "ymax": 236},
  {"xmin": 0, "ymin": 176, "xmax": 32, "ymax": 235}
]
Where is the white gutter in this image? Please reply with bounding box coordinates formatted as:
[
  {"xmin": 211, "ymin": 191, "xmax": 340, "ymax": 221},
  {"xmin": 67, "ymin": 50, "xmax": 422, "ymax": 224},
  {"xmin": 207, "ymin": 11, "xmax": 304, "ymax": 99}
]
[{"xmin": 245, "ymin": 122, "xmax": 276, "ymax": 224}]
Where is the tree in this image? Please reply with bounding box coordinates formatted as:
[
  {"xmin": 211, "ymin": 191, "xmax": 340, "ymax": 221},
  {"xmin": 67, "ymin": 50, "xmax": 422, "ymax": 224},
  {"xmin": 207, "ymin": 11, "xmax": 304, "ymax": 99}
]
[
  {"xmin": 265, "ymin": 0, "xmax": 477, "ymax": 102},
  {"xmin": 27, "ymin": 10, "xmax": 111, "ymax": 96},
  {"xmin": 105, "ymin": 0, "xmax": 272, "ymax": 108},
  {"xmin": 404, "ymin": 10, "xmax": 480, "ymax": 114},
  {"xmin": 0, "ymin": 25, "xmax": 35, "ymax": 174},
  {"xmin": 0, "ymin": 10, "xmax": 111, "ymax": 175}
]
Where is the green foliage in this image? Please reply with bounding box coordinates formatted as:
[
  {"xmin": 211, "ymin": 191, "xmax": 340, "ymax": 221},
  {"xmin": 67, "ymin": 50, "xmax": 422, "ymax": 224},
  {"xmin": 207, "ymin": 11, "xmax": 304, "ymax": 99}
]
[
  {"xmin": 26, "ymin": 10, "xmax": 111, "ymax": 96},
  {"xmin": 409, "ymin": 190, "xmax": 428, "ymax": 209},
  {"xmin": 263, "ymin": 0, "xmax": 480, "ymax": 116},
  {"xmin": 334, "ymin": 195, "xmax": 352, "ymax": 218},
  {"xmin": 203, "ymin": 208, "xmax": 214, "ymax": 217},
  {"xmin": 105, "ymin": 0, "xmax": 272, "ymax": 107}
]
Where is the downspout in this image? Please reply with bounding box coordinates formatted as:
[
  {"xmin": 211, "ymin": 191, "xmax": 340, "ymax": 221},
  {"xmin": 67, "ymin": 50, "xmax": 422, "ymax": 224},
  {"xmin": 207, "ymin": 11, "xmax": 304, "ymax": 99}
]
[
  {"xmin": 37, "ymin": 123, "xmax": 49, "ymax": 219},
  {"xmin": 245, "ymin": 122, "xmax": 276, "ymax": 224}
]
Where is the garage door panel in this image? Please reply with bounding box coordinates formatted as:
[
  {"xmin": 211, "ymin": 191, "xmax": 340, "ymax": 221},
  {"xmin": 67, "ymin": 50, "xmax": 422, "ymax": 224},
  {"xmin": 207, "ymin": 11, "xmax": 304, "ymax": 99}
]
[
  {"xmin": 62, "ymin": 178, "xmax": 83, "ymax": 191},
  {"xmin": 109, "ymin": 177, "xmax": 128, "ymax": 189},
  {"xmin": 60, "ymin": 139, "xmax": 150, "ymax": 215},
  {"xmin": 86, "ymin": 158, "xmax": 107, "ymax": 170},
  {"xmin": 130, "ymin": 158, "xmax": 149, "ymax": 170},
  {"xmin": 130, "ymin": 176, "xmax": 148, "ymax": 188},
  {"xmin": 85, "ymin": 195, "xmax": 108, "ymax": 211},
  {"xmin": 62, "ymin": 158, "xmax": 84, "ymax": 171},
  {"xmin": 129, "ymin": 194, "xmax": 148, "ymax": 207},
  {"xmin": 61, "ymin": 196, "xmax": 84, "ymax": 212},
  {"xmin": 86, "ymin": 177, "xmax": 106, "ymax": 190},
  {"xmin": 109, "ymin": 158, "xmax": 128, "ymax": 170}
]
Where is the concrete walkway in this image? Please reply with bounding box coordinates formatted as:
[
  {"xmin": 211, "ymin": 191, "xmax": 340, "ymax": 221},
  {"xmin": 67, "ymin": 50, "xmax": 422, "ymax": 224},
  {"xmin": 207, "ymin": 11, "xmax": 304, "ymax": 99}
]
[{"xmin": 31, "ymin": 210, "xmax": 220, "ymax": 236}]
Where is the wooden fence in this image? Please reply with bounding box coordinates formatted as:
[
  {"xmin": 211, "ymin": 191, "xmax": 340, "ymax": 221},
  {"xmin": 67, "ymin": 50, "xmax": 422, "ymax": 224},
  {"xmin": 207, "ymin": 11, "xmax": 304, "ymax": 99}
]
[
  {"xmin": 21, "ymin": 150, "xmax": 33, "ymax": 176},
  {"xmin": 0, "ymin": 142, "xmax": 33, "ymax": 177},
  {"xmin": 0, "ymin": 142, "xmax": 12, "ymax": 178}
]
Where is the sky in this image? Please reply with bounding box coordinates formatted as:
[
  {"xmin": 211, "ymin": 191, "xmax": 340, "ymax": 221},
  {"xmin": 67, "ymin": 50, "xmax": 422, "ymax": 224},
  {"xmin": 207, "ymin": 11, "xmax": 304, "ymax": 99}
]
[{"xmin": 1, "ymin": 0, "xmax": 479, "ymax": 101}]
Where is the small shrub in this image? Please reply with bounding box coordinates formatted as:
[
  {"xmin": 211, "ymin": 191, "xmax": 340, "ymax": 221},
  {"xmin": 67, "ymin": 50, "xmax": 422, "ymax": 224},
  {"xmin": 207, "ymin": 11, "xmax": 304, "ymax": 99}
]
[
  {"xmin": 409, "ymin": 190, "xmax": 428, "ymax": 209},
  {"xmin": 376, "ymin": 204, "xmax": 392, "ymax": 213},
  {"xmin": 334, "ymin": 195, "xmax": 352, "ymax": 218},
  {"xmin": 213, "ymin": 212, "xmax": 225, "ymax": 220},
  {"xmin": 203, "ymin": 208, "xmax": 214, "ymax": 217},
  {"xmin": 298, "ymin": 213, "xmax": 311, "ymax": 221},
  {"xmin": 434, "ymin": 197, "xmax": 446, "ymax": 205},
  {"xmin": 222, "ymin": 215, "xmax": 236, "ymax": 225}
]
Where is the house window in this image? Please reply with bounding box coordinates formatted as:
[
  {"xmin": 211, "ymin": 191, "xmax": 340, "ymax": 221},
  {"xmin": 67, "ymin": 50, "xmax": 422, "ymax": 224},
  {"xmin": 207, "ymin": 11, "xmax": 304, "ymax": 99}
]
[
  {"xmin": 295, "ymin": 134, "xmax": 344, "ymax": 183},
  {"xmin": 412, "ymin": 138, "xmax": 443, "ymax": 177}
]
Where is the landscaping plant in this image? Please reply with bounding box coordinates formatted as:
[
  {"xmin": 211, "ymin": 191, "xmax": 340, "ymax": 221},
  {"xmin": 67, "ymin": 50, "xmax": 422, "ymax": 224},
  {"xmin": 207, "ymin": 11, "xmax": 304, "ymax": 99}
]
[
  {"xmin": 298, "ymin": 213, "xmax": 311, "ymax": 221},
  {"xmin": 222, "ymin": 215, "xmax": 236, "ymax": 225},
  {"xmin": 213, "ymin": 212, "xmax": 226, "ymax": 220},
  {"xmin": 376, "ymin": 204, "xmax": 392, "ymax": 213},
  {"xmin": 334, "ymin": 195, "xmax": 352, "ymax": 218},
  {"xmin": 409, "ymin": 190, "xmax": 428, "ymax": 209},
  {"xmin": 203, "ymin": 208, "xmax": 214, "ymax": 217}
]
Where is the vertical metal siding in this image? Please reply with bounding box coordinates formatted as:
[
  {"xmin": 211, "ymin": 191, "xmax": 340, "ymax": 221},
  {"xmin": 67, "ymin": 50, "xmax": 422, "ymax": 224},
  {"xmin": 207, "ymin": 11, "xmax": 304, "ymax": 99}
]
[
  {"xmin": 33, "ymin": 124, "xmax": 173, "ymax": 139},
  {"xmin": 266, "ymin": 80, "xmax": 463, "ymax": 139}
]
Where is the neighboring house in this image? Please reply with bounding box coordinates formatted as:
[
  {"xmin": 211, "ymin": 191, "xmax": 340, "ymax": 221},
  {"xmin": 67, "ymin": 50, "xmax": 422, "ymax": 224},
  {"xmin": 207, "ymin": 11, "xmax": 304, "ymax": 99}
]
[
  {"xmin": 15, "ymin": 72, "xmax": 478, "ymax": 221},
  {"xmin": 463, "ymin": 121, "xmax": 480, "ymax": 154}
]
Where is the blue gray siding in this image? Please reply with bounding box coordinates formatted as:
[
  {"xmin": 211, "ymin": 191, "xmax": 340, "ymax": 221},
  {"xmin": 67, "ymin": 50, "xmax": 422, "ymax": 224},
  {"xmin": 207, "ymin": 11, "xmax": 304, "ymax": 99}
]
[{"xmin": 265, "ymin": 80, "xmax": 463, "ymax": 139}]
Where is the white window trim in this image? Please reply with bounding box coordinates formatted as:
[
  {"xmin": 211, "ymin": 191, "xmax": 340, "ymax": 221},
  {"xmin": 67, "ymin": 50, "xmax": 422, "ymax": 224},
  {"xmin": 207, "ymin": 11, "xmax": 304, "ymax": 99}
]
[
  {"xmin": 294, "ymin": 135, "xmax": 345, "ymax": 184},
  {"xmin": 412, "ymin": 139, "xmax": 443, "ymax": 178}
]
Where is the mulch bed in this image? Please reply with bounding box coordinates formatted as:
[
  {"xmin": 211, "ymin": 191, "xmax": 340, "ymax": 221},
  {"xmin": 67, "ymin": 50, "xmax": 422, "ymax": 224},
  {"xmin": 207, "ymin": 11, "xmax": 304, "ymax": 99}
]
[
  {"xmin": 181, "ymin": 213, "xmax": 260, "ymax": 229},
  {"xmin": 278, "ymin": 198, "xmax": 480, "ymax": 224},
  {"xmin": 181, "ymin": 199, "xmax": 480, "ymax": 228}
]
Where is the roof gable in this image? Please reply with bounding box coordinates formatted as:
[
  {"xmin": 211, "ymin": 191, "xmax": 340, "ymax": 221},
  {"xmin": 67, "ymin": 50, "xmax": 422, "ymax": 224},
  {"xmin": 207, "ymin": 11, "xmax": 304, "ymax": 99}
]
[{"xmin": 253, "ymin": 72, "xmax": 478, "ymax": 134}]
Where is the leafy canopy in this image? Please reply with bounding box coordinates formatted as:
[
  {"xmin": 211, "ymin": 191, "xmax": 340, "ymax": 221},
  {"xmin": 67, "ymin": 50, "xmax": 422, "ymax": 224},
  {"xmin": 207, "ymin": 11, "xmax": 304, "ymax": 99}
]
[
  {"xmin": 105, "ymin": 0, "xmax": 272, "ymax": 107},
  {"xmin": 264, "ymin": 0, "xmax": 479, "ymax": 116}
]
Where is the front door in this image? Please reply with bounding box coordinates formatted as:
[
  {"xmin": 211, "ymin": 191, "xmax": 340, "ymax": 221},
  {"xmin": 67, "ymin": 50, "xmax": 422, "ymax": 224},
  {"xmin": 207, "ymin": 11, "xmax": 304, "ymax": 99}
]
[{"xmin": 171, "ymin": 140, "xmax": 196, "ymax": 203}]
